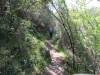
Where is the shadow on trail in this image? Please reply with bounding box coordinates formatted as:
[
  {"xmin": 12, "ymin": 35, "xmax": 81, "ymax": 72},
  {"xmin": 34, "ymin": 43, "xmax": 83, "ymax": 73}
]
[
  {"xmin": 45, "ymin": 39, "xmax": 55, "ymax": 50},
  {"xmin": 40, "ymin": 39, "xmax": 69, "ymax": 75}
]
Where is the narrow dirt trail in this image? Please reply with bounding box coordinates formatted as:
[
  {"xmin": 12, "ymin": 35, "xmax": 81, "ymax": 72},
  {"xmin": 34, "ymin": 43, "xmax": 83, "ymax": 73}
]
[{"xmin": 41, "ymin": 39, "xmax": 69, "ymax": 75}]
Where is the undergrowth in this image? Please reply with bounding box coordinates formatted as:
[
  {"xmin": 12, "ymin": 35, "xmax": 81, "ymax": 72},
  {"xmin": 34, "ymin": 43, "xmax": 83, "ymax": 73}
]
[
  {"xmin": 0, "ymin": 19, "xmax": 51, "ymax": 75},
  {"xmin": 54, "ymin": 37, "xmax": 77, "ymax": 75}
]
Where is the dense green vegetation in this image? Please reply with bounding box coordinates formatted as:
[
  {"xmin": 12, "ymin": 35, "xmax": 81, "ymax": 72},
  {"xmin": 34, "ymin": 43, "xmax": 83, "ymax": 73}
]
[
  {"xmin": 0, "ymin": 0, "xmax": 100, "ymax": 75},
  {"xmin": 0, "ymin": 0, "xmax": 51, "ymax": 75},
  {"xmin": 53, "ymin": 0, "xmax": 100, "ymax": 74}
]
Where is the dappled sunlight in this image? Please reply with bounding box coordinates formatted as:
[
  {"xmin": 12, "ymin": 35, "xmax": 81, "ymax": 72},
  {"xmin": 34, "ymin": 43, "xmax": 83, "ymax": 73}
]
[
  {"xmin": 1, "ymin": 0, "xmax": 99, "ymax": 74},
  {"xmin": 60, "ymin": 52, "xmax": 67, "ymax": 58},
  {"xmin": 45, "ymin": 40, "xmax": 55, "ymax": 50},
  {"xmin": 41, "ymin": 39, "xmax": 69, "ymax": 75}
]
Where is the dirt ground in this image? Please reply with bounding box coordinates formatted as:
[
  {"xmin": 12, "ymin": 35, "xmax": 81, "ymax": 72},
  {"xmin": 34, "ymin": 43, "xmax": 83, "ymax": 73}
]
[{"xmin": 41, "ymin": 39, "xmax": 69, "ymax": 75}]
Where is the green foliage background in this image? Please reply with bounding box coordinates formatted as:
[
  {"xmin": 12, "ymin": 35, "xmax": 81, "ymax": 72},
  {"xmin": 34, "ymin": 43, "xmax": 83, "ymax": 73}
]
[{"xmin": 0, "ymin": 0, "xmax": 100, "ymax": 75}]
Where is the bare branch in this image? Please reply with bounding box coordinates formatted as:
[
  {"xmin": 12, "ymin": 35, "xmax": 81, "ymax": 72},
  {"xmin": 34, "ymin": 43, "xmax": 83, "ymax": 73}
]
[
  {"xmin": 85, "ymin": 0, "xmax": 93, "ymax": 5},
  {"xmin": 48, "ymin": 0, "xmax": 74, "ymax": 53},
  {"xmin": 76, "ymin": 0, "xmax": 93, "ymax": 6}
]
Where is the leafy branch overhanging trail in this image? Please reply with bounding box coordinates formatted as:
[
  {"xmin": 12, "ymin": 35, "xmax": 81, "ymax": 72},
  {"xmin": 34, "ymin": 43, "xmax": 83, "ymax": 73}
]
[{"xmin": 48, "ymin": 0, "xmax": 75, "ymax": 69}]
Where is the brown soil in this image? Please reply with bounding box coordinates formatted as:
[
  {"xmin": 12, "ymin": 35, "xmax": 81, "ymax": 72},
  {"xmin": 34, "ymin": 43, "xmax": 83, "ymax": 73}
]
[{"xmin": 41, "ymin": 39, "xmax": 69, "ymax": 75}]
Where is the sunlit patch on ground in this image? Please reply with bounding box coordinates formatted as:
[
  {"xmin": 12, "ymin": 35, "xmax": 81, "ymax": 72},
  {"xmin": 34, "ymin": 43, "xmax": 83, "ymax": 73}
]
[{"xmin": 41, "ymin": 39, "xmax": 69, "ymax": 75}]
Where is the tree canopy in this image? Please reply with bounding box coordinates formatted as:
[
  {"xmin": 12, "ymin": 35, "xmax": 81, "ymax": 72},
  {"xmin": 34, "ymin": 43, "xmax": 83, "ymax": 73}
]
[{"xmin": 0, "ymin": 0, "xmax": 100, "ymax": 75}]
